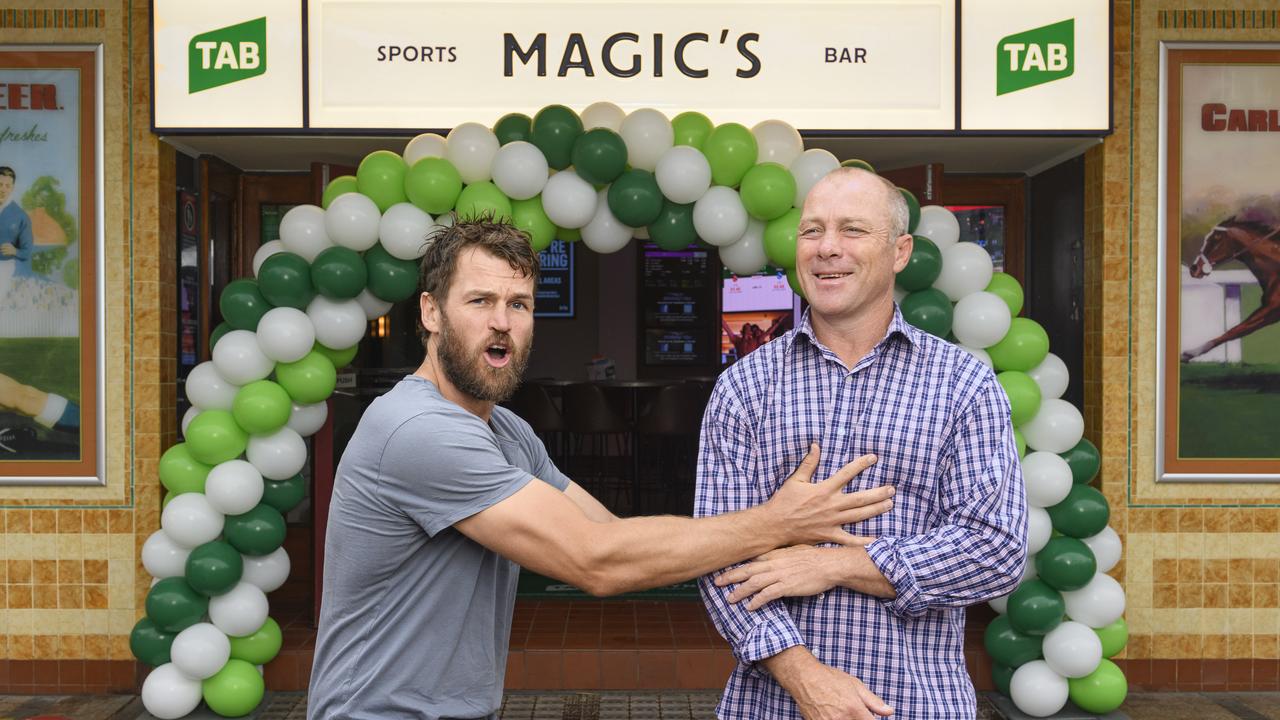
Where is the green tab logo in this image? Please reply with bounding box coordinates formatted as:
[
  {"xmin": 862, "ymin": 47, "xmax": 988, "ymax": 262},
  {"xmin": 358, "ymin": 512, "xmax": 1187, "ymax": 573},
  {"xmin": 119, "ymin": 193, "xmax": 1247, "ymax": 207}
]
[
  {"xmin": 188, "ymin": 17, "xmax": 266, "ymax": 93},
  {"xmin": 996, "ymin": 19, "xmax": 1074, "ymax": 96}
]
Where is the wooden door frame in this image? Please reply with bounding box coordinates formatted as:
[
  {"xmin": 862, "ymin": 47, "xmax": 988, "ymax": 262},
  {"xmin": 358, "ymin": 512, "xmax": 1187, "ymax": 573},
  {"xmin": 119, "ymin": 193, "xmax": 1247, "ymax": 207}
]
[
  {"xmin": 239, "ymin": 172, "xmax": 314, "ymax": 279},
  {"xmin": 939, "ymin": 174, "xmax": 1027, "ymax": 287}
]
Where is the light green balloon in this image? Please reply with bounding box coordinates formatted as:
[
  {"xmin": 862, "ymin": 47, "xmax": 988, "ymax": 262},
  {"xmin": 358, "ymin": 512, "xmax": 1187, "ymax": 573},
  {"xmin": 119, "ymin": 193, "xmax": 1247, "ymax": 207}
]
[
  {"xmin": 1094, "ymin": 617, "xmax": 1129, "ymax": 658},
  {"xmin": 321, "ymin": 175, "xmax": 358, "ymax": 210},
  {"xmin": 404, "ymin": 157, "xmax": 463, "ymax": 215},
  {"xmin": 229, "ymin": 617, "xmax": 283, "ymax": 665},
  {"xmin": 159, "ymin": 443, "xmax": 212, "ymax": 495},
  {"xmin": 704, "ymin": 123, "xmax": 758, "ymax": 187},
  {"xmin": 987, "ymin": 272, "xmax": 1025, "ymax": 316},
  {"xmin": 740, "ymin": 163, "xmax": 797, "ymax": 221},
  {"xmin": 202, "ymin": 658, "xmax": 265, "ymax": 718},
  {"xmin": 231, "ymin": 381, "xmax": 293, "ymax": 435},
  {"xmin": 455, "ymin": 182, "xmax": 513, "ymax": 222},
  {"xmin": 987, "ymin": 317, "xmax": 1050, "ymax": 372},
  {"xmin": 313, "ymin": 341, "xmax": 358, "ymax": 370},
  {"xmin": 184, "ymin": 410, "xmax": 249, "ymax": 466},
  {"xmin": 511, "ymin": 197, "xmax": 556, "ymax": 252},
  {"xmin": 356, "ymin": 150, "xmax": 408, "ymax": 212},
  {"xmin": 671, "ymin": 111, "xmax": 714, "ymax": 150},
  {"xmin": 1015, "ymin": 429, "xmax": 1027, "ymax": 458},
  {"xmin": 764, "ymin": 208, "xmax": 802, "ymax": 269},
  {"xmin": 276, "ymin": 351, "xmax": 338, "ymax": 405},
  {"xmin": 1067, "ymin": 658, "xmax": 1127, "ymax": 714},
  {"xmin": 997, "ymin": 371, "xmax": 1042, "ymax": 427}
]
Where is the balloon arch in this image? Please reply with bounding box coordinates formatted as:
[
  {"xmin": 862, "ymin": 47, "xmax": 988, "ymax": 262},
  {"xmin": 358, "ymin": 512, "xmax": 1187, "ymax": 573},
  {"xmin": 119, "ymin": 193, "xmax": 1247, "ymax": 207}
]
[{"xmin": 137, "ymin": 103, "xmax": 1126, "ymax": 718}]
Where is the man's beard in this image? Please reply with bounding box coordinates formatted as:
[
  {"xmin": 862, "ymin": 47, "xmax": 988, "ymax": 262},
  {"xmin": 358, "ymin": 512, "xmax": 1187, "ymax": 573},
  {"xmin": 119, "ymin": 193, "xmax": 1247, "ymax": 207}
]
[{"xmin": 435, "ymin": 313, "xmax": 531, "ymax": 403}]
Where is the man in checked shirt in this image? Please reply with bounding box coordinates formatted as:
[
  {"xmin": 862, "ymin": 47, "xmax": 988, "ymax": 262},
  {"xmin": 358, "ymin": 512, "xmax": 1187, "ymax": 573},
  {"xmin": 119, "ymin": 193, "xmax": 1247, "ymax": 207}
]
[{"xmin": 697, "ymin": 168, "xmax": 1028, "ymax": 720}]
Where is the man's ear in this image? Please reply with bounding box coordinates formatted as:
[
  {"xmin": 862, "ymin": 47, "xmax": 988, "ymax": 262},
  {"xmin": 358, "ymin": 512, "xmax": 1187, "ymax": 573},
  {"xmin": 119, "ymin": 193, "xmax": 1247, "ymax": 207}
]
[
  {"xmin": 420, "ymin": 291, "xmax": 442, "ymax": 335},
  {"xmin": 892, "ymin": 233, "xmax": 914, "ymax": 273}
]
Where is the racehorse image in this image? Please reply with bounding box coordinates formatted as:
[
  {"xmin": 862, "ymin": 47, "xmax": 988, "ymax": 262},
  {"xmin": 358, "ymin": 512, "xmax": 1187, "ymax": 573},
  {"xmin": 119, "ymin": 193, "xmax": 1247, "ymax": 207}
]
[{"xmin": 1182, "ymin": 215, "xmax": 1280, "ymax": 362}]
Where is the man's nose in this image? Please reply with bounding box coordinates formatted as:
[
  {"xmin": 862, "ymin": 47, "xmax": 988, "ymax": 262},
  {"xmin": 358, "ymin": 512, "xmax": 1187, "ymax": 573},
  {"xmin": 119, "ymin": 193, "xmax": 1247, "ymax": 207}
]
[{"xmin": 489, "ymin": 305, "xmax": 512, "ymax": 332}]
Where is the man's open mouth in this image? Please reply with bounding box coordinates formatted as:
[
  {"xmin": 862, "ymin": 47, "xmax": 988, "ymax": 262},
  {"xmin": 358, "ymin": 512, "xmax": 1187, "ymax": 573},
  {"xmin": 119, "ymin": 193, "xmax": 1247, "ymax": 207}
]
[{"xmin": 484, "ymin": 344, "xmax": 511, "ymax": 367}]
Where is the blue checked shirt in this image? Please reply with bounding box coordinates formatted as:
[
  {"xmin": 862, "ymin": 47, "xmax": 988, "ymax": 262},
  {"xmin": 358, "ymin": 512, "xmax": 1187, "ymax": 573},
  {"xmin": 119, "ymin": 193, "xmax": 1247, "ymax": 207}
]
[{"xmin": 696, "ymin": 306, "xmax": 1027, "ymax": 720}]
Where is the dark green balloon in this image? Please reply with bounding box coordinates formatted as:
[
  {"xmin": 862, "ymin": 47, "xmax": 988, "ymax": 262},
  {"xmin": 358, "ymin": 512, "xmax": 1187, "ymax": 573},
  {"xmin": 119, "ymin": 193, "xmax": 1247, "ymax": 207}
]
[
  {"xmin": 899, "ymin": 187, "xmax": 921, "ymax": 234},
  {"xmin": 364, "ymin": 244, "xmax": 419, "ymax": 303},
  {"xmin": 219, "ymin": 279, "xmax": 270, "ymax": 331},
  {"xmin": 225, "ymin": 504, "xmax": 288, "ymax": 556},
  {"xmin": 992, "ymin": 663, "xmax": 1014, "ymax": 697},
  {"xmin": 983, "ymin": 615, "xmax": 1042, "ymax": 668},
  {"xmin": 262, "ymin": 473, "xmax": 307, "ymax": 514},
  {"xmin": 209, "ymin": 322, "xmax": 233, "ymax": 351},
  {"xmin": 130, "ymin": 617, "xmax": 176, "ymax": 666},
  {"xmin": 1006, "ymin": 579, "xmax": 1066, "ymax": 636},
  {"xmin": 607, "ymin": 170, "xmax": 664, "ymax": 228},
  {"xmin": 647, "ymin": 201, "xmax": 697, "ymax": 251},
  {"xmin": 310, "ymin": 246, "xmax": 368, "ymax": 300},
  {"xmin": 1061, "ymin": 438, "xmax": 1102, "ymax": 485},
  {"xmin": 493, "ymin": 112, "xmax": 532, "ymax": 145},
  {"xmin": 529, "ymin": 104, "xmax": 583, "ymax": 170},
  {"xmin": 257, "ymin": 252, "xmax": 316, "ymax": 310},
  {"xmin": 145, "ymin": 577, "xmax": 209, "ymax": 633},
  {"xmin": 185, "ymin": 540, "xmax": 245, "ymax": 597},
  {"xmin": 900, "ymin": 288, "xmax": 953, "ymax": 337},
  {"xmin": 1048, "ymin": 484, "xmax": 1111, "ymax": 538},
  {"xmin": 571, "ymin": 128, "xmax": 628, "ymax": 186},
  {"xmin": 896, "ymin": 236, "xmax": 942, "ymax": 291},
  {"xmin": 1036, "ymin": 536, "xmax": 1098, "ymax": 592}
]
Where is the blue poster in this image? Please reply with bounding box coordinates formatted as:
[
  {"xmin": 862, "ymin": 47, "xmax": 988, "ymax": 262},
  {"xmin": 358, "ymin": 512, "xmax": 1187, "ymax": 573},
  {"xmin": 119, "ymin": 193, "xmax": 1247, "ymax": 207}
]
[{"xmin": 535, "ymin": 239, "xmax": 573, "ymax": 318}]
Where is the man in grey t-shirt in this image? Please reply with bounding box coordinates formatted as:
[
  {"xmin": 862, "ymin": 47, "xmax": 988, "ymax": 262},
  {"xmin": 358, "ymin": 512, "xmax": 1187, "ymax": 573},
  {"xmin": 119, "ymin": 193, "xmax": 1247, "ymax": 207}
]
[{"xmin": 309, "ymin": 219, "xmax": 895, "ymax": 719}]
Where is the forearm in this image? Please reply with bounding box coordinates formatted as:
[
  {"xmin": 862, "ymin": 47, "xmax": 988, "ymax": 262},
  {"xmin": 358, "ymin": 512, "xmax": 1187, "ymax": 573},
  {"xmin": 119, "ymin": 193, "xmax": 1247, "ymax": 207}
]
[
  {"xmin": 763, "ymin": 645, "xmax": 820, "ymax": 690},
  {"xmin": 829, "ymin": 546, "xmax": 896, "ymax": 599}
]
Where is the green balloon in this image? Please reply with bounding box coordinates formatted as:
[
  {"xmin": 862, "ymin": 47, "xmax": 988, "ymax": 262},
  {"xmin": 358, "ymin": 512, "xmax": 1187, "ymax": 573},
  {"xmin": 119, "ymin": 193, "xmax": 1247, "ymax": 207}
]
[
  {"xmin": 1047, "ymin": 484, "xmax": 1110, "ymax": 538},
  {"xmin": 896, "ymin": 236, "xmax": 943, "ymax": 291},
  {"xmin": 647, "ymin": 201, "xmax": 697, "ymax": 251},
  {"xmin": 997, "ymin": 371, "xmax": 1043, "ymax": 426},
  {"xmin": 558, "ymin": 225, "xmax": 581, "ymax": 243},
  {"xmin": 314, "ymin": 341, "xmax": 358, "ymax": 370},
  {"xmin": 310, "ymin": 246, "xmax": 368, "ymax": 300},
  {"xmin": 1094, "ymin": 617, "xmax": 1129, "ymax": 658},
  {"xmin": 983, "ymin": 615, "xmax": 1043, "ymax": 668},
  {"xmin": 1036, "ymin": 536, "xmax": 1098, "ymax": 592},
  {"xmin": 202, "ymin": 658, "xmax": 265, "ymax": 718},
  {"xmin": 986, "ymin": 272, "xmax": 1025, "ymax": 316},
  {"xmin": 672, "ymin": 111, "xmax": 714, "ymax": 150},
  {"xmin": 404, "ymin": 157, "xmax": 464, "ymax": 215},
  {"xmin": 511, "ymin": 197, "xmax": 556, "ymax": 252},
  {"xmin": 530, "ymin": 104, "xmax": 583, "ymax": 170},
  {"xmin": 493, "ymin": 112, "xmax": 532, "ymax": 145},
  {"xmin": 899, "ymin": 187, "xmax": 921, "ymax": 234},
  {"xmin": 262, "ymin": 473, "xmax": 307, "ymax": 514},
  {"xmin": 1068, "ymin": 658, "xmax": 1127, "ymax": 714},
  {"xmin": 1015, "ymin": 429, "xmax": 1027, "ymax": 459},
  {"xmin": 159, "ymin": 443, "xmax": 212, "ymax": 495},
  {"xmin": 185, "ymin": 410, "xmax": 249, "ymax": 466},
  {"xmin": 209, "ymin": 322, "xmax": 233, "ymax": 351},
  {"xmin": 357, "ymin": 150, "xmax": 409, "ymax": 212},
  {"xmin": 1007, "ymin": 579, "xmax": 1066, "ymax": 636},
  {"xmin": 785, "ymin": 266, "xmax": 806, "ymax": 299},
  {"xmin": 740, "ymin": 163, "xmax": 797, "ymax": 221},
  {"xmin": 229, "ymin": 617, "xmax": 283, "ymax": 665},
  {"xmin": 607, "ymin": 170, "xmax": 664, "ymax": 227},
  {"xmin": 1062, "ymin": 438, "xmax": 1101, "ymax": 485},
  {"xmin": 146, "ymin": 577, "xmax": 209, "ymax": 633},
  {"xmin": 321, "ymin": 175, "xmax": 358, "ymax": 210},
  {"xmin": 456, "ymin": 181, "xmax": 513, "ymax": 222},
  {"xmin": 275, "ymin": 351, "xmax": 338, "ymax": 405},
  {"xmin": 840, "ymin": 158, "xmax": 876, "ymax": 172},
  {"xmin": 763, "ymin": 208, "xmax": 801, "ymax": 268},
  {"xmin": 900, "ymin": 288, "xmax": 954, "ymax": 337},
  {"xmin": 130, "ymin": 617, "xmax": 176, "ymax": 666},
  {"xmin": 257, "ymin": 252, "xmax": 315, "ymax": 311},
  {"xmin": 225, "ymin": 503, "xmax": 288, "ymax": 556},
  {"xmin": 219, "ymin": 279, "xmax": 270, "ymax": 331},
  {"xmin": 704, "ymin": 123, "xmax": 758, "ymax": 187},
  {"xmin": 232, "ymin": 381, "xmax": 293, "ymax": 435},
  {"xmin": 365, "ymin": 243, "xmax": 420, "ymax": 303},
  {"xmin": 571, "ymin": 128, "xmax": 628, "ymax": 186},
  {"xmin": 991, "ymin": 663, "xmax": 1014, "ymax": 697},
  {"xmin": 987, "ymin": 317, "xmax": 1050, "ymax": 372},
  {"xmin": 185, "ymin": 540, "xmax": 245, "ymax": 597}
]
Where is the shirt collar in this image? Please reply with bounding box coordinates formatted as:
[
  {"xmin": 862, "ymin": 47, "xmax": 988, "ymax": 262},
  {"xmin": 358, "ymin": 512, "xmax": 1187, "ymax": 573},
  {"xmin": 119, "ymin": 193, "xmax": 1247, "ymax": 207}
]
[{"xmin": 794, "ymin": 303, "xmax": 920, "ymax": 355}]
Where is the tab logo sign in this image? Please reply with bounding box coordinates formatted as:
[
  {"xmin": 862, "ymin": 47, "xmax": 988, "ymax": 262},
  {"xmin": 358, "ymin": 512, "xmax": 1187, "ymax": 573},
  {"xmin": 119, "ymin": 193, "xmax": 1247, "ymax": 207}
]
[
  {"xmin": 996, "ymin": 18, "xmax": 1073, "ymax": 95},
  {"xmin": 188, "ymin": 17, "xmax": 267, "ymax": 93}
]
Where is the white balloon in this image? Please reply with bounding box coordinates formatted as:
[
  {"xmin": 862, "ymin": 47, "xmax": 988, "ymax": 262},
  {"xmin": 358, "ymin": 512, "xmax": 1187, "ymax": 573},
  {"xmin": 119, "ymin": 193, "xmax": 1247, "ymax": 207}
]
[
  {"xmin": 209, "ymin": 582, "xmax": 270, "ymax": 637},
  {"xmin": 752, "ymin": 119, "xmax": 804, "ymax": 166},
  {"xmin": 255, "ymin": 307, "xmax": 316, "ymax": 364},
  {"xmin": 446, "ymin": 122, "xmax": 500, "ymax": 184},
  {"xmin": 142, "ymin": 530, "xmax": 192, "ymax": 579},
  {"xmin": 581, "ymin": 189, "xmax": 633, "ymax": 254},
  {"xmin": 541, "ymin": 170, "xmax": 596, "ymax": 229},
  {"xmin": 247, "ymin": 426, "xmax": 308, "ymax": 480},
  {"xmin": 242, "ymin": 547, "xmax": 292, "ymax": 593},
  {"xmin": 1081, "ymin": 526, "xmax": 1123, "ymax": 574},
  {"xmin": 161, "ymin": 493, "xmax": 225, "ymax": 548},
  {"xmin": 434, "ymin": 212, "xmax": 455, "ymax": 229},
  {"xmin": 403, "ymin": 132, "xmax": 447, "ymax": 166},
  {"xmin": 933, "ymin": 242, "xmax": 995, "ymax": 302},
  {"xmin": 141, "ymin": 663, "xmax": 203, "ymax": 720},
  {"xmin": 989, "ymin": 594, "xmax": 1009, "ymax": 614},
  {"xmin": 279, "ymin": 205, "xmax": 333, "ymax": 262},
  {"xmin": 324, "ymin": 192, "xmax": 381, "ymax": 252},
  {"xmin": 1010, "ymin": 660, "xmax": 1069, "ymax": 717},
  {"xmin": 655, "ymin": 145, "xmax": 712, "ymax": 204},
  {"xmin": 790, "ymin": 149, "xmax": 840, "ymax": 207},
  {"xmin": 287, "ymin": 400, "xmax": 329, "ymax": 437},
  {"xmin": 205, "ymin": 460, "xmax": 266, "ymax": 516},
  {"xmin": 1043, "ymin": 621, "xmax": 1103, "ymax": 679},
  {"xmin": 378, "ymin": 203, "xmax": 434, "ymax": 261},
  {"xmin": 490, "ymin": 141, "xmax": 549, "ymax": 200},
  {"xmin": 1021, "ymin": 555, "xmax": 1040, "ymax": 583},
  {"xmin": 719, "ymin": 219, "xmax": 768, "ymax": 275},
  {"xmin": 693, "ymin": 186, "xmax": 749, "ymax": 247},
  {"xmin": 355, "ymin": 288, "xmax": 393, "ymax": 321},
  {"xmin": 1062, "ymin": 573, "xmax": 1126, "ymax": 628},
  {"xmin": 1027, "ymin": 505, "xmax": 1052, "ymax": 555},
  {"xmin": 252, "ymin": 240, "xmax": 285, "ymax": 277},
  {"xmin": 307, "ymin": 296, "xmax": 368, "ymax": 350},
  {"xmin": 211, "ymin": 330, "xmax": 274, "ymax": 386},
  {"xmin": 952, "ymin": 291, "xmax": 1012, "ymax": 349},
  {"xmin": 170, "ymin": 623, "xmax": 231, "ymax": 680},
  {"xmin": 581, "ymin": 101, "xmax": 625, "ymax": 131},
  {"xmin": 893, "ymin": 285, "xmax": 908, "ymax": 305},
  {"xmin": 186, "ymin": 361, "xmax": 240, "ymax": 411},
  {"xmin": 1022, "ymin": 452, "xmax": 1073, "ymax": 508},
  {"xmin": 1029, "ymin": 353, "xmax": 1070, "ymax": 400},
  {"xmin": 957, "ymin": 344, "xmax": 993, "ymax": 369},
  {"xmin": 181, "ymin": 406, "xmax": 199, "ymax": 437},
  {"xmin": 916, "ymin": 205, "xmax": 960, "ymax": 250},
  {"xmin": 619, "ymin": 108, "xmax": 673, "ymax": 171},
  {"xmin": 1023, "ymin": 399, "xmax": 1085, "ymax": 454}
]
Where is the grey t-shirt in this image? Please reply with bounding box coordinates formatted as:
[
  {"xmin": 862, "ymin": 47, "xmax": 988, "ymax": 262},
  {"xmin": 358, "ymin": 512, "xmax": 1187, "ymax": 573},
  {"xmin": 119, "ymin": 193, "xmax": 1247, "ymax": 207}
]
[{"xmin": 308, "ymin": 375, "xmax": 570, "ymax": 720}]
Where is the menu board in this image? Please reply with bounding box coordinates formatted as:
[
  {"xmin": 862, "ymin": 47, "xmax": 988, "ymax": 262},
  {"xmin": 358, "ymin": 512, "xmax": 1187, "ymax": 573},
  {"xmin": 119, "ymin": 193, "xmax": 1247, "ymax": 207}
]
[
  {"xmin": 639, "ymin": 243, "xmax": 716, "ymax": 366},
  {"xmin": 535, "ymin": 239, "xmax": 574, "ymax": 318}
]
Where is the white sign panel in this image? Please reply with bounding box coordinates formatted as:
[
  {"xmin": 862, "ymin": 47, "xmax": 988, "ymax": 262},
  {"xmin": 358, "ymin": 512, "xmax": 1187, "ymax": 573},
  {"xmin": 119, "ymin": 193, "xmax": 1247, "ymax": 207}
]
[
  {"xmin": 960, "ymin": 0, "xmax": 1109, "ymax": 131},
  {"xmin": 307, "ymin": 0, "xmax": 956, "ymax": 130}
]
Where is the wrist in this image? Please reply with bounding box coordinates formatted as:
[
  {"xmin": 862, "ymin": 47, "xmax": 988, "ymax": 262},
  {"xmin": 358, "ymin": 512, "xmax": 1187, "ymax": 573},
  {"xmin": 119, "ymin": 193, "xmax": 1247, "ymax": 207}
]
[
  {"xmin": 752, "ymin": 500, "xmax": 792, "ymax": 548},
  {"xmin": 762, "ymin": 645, "xmax": 819, "ymax": 693}
]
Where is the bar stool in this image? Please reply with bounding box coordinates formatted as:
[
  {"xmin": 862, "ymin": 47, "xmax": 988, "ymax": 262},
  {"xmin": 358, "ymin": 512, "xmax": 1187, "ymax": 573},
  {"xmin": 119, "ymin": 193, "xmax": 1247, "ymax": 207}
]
[
  {"xmin": 503, "ymin": 383, "xmax": 566, "ymax": 468},
  {"xmin": 633, "ymin": 383, "xmax": 712, "ymax": 515},
  {"xmin": 562, "ymin": 383, "xmax": 633, "ymax": 512}
]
